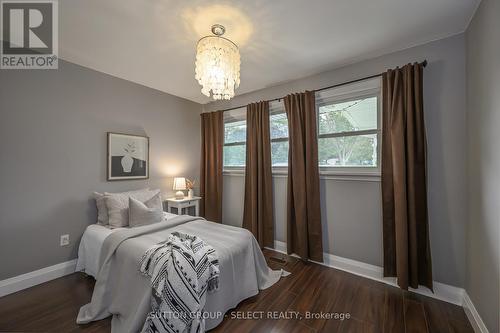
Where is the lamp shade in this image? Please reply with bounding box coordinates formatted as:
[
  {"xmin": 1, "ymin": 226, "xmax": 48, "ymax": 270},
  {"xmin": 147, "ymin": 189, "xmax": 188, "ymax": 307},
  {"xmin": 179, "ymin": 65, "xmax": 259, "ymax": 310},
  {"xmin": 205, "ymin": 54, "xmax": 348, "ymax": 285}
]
[{"xmin": 173, "ymin": 177, "xmax": 186, "ymax": 191}]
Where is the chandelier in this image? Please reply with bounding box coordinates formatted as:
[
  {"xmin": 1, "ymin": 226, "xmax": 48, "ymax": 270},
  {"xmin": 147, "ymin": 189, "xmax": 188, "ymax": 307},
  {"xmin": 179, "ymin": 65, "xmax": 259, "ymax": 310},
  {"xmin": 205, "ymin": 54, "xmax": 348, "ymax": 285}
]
[{"xmin": 195, "ymin": 24, "xmax": 240, "ymax": 100}]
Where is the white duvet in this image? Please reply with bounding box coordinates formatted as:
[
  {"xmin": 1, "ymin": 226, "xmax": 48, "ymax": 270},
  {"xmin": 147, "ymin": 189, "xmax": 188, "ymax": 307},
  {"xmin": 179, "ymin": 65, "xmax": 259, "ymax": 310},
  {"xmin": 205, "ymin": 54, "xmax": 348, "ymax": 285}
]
[{"xmin": 76, "ymin": 215, "xmax": 288, "ymax": 333}]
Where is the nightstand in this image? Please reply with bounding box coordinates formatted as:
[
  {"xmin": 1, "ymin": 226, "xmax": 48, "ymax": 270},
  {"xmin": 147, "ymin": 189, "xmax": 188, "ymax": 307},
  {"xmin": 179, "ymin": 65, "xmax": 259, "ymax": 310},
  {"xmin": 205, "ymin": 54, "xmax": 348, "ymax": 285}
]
[{"xmin": 166, "ymin": 196, "xmax": 201, "ymax": 216}]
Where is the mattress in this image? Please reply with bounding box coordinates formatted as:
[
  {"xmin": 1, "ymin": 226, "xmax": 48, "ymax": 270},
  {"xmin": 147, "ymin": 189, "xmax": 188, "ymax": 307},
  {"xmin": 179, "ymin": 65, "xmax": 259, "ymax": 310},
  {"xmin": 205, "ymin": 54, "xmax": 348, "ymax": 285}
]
[{"xmin": 76, "ymin": 212, "xmax": 177, "ymax": 277}]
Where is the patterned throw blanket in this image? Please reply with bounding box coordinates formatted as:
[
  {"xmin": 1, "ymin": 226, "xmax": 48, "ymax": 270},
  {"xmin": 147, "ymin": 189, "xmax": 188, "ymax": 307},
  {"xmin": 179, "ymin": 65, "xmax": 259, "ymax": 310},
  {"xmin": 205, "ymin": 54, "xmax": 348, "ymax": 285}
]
[{"xmin": 139, "ymin": 232, "xmax": 220, "ymax": 333}]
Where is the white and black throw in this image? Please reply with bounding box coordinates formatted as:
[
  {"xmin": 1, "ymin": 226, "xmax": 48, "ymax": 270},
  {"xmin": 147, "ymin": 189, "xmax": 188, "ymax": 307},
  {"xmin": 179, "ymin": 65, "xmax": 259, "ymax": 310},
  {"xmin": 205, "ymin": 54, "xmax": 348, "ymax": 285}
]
[{"xmin": 139, "ymin": 231, "xmax": 219, "ymax": 333}]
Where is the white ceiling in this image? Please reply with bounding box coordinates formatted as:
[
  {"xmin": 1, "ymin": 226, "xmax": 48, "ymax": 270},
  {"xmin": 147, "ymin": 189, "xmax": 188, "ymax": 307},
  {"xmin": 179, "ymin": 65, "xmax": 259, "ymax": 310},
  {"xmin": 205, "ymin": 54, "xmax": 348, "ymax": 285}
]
[{"xmin": 59, "ymin": 0, "xmax": 479, "ymax": 104}]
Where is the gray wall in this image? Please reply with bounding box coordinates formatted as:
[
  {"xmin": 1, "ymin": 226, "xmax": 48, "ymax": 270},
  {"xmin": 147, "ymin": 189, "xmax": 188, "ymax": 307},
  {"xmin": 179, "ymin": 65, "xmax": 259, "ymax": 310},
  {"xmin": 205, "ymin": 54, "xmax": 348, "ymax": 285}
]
[
  {"xmin": 208, "ymin": 34, "xmax": 468, "ymax": 288},
  {"xmin": 223, "ymin": 175, "xmax": 383, "ymax": 266},
  {"xmin": 466, "ymin": 0, "xmax": 500, "ymax": 331},
  {"xmin": 0, "ymin": 60, "xmax": 202, "ymax": 280}
]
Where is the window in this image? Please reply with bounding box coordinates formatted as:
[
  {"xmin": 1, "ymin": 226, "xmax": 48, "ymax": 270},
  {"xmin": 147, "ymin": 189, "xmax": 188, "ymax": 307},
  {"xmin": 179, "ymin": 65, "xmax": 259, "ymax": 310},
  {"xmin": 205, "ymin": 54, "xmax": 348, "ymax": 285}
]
[
  {"xmin": 222, "ymin": 77, "xmax": 381, "ymax": 175},
  {"xmin": 269, "ymin": 101, "xmax": 288, "ymax": 167},
  {"xmin": 223, "ymin": 108, "xmax": 246, "ymax": 168},
  {"xmin": 316, "ymin": 78, "xmax": 381, "ymax": 173},
  {"xmin": 223, "ymin": 103, "xmax": 289, "ymax": 170}
]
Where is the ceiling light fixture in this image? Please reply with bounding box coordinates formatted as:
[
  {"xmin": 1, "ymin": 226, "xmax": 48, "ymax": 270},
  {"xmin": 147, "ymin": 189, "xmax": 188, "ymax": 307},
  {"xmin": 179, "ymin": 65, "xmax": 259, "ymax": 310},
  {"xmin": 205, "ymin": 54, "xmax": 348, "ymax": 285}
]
[{"xmin": 195, "ymin": 24, "xmax": 240, "ymax": 100}]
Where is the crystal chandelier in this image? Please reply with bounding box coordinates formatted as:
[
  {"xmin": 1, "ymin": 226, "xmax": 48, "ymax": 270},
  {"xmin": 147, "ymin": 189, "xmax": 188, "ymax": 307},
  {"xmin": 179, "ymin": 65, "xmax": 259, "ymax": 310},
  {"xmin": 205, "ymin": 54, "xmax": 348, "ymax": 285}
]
[{"xmin": 195, "ymin": 24, "xmax": 240, "ymax": 100}]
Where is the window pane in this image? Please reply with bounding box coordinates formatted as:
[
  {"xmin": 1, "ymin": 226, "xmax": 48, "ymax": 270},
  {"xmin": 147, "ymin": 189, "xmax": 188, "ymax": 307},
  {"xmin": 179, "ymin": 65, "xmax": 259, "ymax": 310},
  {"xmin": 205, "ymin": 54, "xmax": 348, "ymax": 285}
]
[
  {"xmin": 318, "ymin": 134, "xmax": 377, "ymax": 167},
  {"xmin": 270, "ymin": 112, "xmax": 288, "ymax": 139},
  {"xmin": 223, "ymin": 144, "xmax": 246, "ymax": 167},
  {"xmin": 318, "ymin": 96, "xmax": 378, "ymax": 135},
  {"xmin": 271, "ymin": 141, "xmax": 288, "ymax": 166},
  {"xmin": 224, "ymin": 120, "xmax": 246, "ymax": 144}
]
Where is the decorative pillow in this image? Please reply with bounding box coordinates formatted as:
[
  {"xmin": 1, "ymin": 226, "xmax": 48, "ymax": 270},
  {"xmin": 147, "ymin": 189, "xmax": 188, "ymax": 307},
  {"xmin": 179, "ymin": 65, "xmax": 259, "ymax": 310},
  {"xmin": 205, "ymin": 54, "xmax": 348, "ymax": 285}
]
[
  {"xmin": 105, "ymin": 188, "xmax": 154, "ymax": 228},
  {"xmin": 94, "ymin": 188, "xmax": 152, "ymax": 226},
  {"xmin": 129, "ymin": 196, "xmax": 164, "ymax": 227},
  {"xmin": 145, "ymin": 190, "xmax": 162, "ymax": 211},
  {"xmin": 93, "ymin": 192, "xmax": 108, "ymax": 225}
]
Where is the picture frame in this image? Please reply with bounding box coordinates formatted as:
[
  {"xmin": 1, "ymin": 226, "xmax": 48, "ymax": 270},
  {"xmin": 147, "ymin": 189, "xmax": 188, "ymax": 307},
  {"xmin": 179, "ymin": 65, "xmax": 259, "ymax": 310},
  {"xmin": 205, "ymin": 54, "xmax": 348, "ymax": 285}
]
[{"xmin": 107, "ymin": 132, "xmax": 149, "ymax": 181}]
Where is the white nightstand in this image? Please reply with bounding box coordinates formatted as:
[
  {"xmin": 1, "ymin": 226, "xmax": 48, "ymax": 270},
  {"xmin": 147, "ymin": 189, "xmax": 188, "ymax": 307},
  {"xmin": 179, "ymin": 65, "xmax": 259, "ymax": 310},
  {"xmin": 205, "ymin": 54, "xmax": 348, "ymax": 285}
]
[{"xmin": 166, "ymin": 196, "xmax": 201, "ymax": 216}]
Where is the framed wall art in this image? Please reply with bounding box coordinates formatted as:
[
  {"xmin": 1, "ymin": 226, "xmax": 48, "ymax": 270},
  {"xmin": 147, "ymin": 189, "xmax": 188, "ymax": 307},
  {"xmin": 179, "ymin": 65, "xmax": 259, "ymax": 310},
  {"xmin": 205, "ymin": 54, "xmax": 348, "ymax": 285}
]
[{"xmin": 107, "ymin": 132, "xmax": 149, "ymax": 181}]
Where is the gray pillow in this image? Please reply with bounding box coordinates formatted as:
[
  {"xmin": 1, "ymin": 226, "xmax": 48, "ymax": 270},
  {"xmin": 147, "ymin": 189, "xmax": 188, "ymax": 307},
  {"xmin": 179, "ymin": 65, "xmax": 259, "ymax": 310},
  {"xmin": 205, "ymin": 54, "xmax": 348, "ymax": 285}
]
[
  {"xmin": 95, "ymin": 188, "xmax": 151, "ymax": 226},
  {"xmin": 145, "ymin": 190, "xmax": 162, "ymax": 211},
  {"xmin": 105, "ymin": 188, "xmax": 155, "ymax": 228},
  {"xmin": 93, "ymin": 192, "xmax": 108, "ymax": 225},
  {"xmin": 129, "ymin": 196, "xmax": 163, "ymax": 227}
]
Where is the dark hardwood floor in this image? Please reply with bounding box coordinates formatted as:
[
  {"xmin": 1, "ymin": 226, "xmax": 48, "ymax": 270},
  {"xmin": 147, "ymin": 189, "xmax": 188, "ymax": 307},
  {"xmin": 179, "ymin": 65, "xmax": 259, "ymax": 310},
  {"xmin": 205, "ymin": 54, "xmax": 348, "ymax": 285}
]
[{"xmin": 0, "ymin": 249, "xmax": 473, "ymax": 333}]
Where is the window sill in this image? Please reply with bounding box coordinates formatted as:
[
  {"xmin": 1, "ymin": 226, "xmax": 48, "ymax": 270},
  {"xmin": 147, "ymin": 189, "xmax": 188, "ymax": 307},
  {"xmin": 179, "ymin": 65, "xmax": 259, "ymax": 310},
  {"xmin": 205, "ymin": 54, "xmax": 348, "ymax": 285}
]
[
  {"xmin": 319, "ymin": 172, "xmax": 381, "ymax": 182},
  {"xmin": 223, "ymin": 169, "xmax": 245, "ymax": 176},
  {"xmin": 223, "ymin": 169, "xmax": 380, "ymax": 182}
]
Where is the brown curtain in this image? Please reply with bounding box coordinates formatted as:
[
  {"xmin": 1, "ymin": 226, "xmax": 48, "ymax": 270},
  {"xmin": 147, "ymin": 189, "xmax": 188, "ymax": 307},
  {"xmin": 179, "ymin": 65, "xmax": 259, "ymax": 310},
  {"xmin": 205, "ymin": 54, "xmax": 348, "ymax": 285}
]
[
  {"xmin": 284, "ymin": 91, "xmax": 323, "ymax": 262},
  {"xmin": 382, "ymin": 63, "xmax": 433, "ymax": 290},
  {"xmin": 242, "ymin": 102, "xmax": 274, "ymax": 248},
  {"xmin": 200, "ymin": 111, "xmax": 224, "ymax": 222}
]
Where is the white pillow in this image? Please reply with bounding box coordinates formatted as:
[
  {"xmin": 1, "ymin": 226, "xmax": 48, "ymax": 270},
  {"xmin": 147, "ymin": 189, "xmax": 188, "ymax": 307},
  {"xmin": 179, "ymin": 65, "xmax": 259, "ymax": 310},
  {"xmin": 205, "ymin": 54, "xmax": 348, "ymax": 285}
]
[
  {"xmin": 105, "ymin": 188, "xmax": 155, "ymax": 228},
  {"xmin": 129, "ymin": 196, "xmax": 163, "ymax": 227}
]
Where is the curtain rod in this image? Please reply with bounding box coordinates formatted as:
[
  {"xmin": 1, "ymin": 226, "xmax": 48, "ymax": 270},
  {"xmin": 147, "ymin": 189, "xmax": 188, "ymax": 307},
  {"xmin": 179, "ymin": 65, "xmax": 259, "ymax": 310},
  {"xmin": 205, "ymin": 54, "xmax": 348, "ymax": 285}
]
[{"xmin": 216, "ymin": 60, "xmax": 427, "ymax": 113}]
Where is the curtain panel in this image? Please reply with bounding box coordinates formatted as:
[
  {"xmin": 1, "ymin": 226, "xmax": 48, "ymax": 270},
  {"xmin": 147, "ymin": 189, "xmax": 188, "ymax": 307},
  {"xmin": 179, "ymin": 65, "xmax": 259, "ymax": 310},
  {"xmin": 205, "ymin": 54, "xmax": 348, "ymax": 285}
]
[
  {"xmin": 242, "ymin": 101, "xmax": 274, "ymax": 248},
  {"xmin": 284, "ymin": 91, "xmax": 324, "ymax": 262},
  {"xmin": 381, "ymin": 63, "xmax": 433, "ymax": 290},
  {"xmin": 200, "ymin": 111, "xmax": 224, "ymax": 223}
]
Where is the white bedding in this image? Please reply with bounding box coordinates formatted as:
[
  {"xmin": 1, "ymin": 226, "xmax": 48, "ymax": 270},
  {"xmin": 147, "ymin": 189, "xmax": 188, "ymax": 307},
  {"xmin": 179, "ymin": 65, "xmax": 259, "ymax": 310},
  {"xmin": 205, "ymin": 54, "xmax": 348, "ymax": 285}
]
[
  {"xmin": 76, "ymin": 212, "xmax": 178, "ymax": 277},
  {"xmin": 76, "ymin": 216, "xmax": 288, "ymax": 332}
]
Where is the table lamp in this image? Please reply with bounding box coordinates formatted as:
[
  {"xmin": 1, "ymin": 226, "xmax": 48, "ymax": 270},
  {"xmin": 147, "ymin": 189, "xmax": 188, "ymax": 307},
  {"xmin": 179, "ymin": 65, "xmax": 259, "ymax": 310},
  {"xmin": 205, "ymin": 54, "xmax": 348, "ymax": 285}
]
[{"xmin": 173, "ymin": 177, "xmax": 186, "ymax": 199}]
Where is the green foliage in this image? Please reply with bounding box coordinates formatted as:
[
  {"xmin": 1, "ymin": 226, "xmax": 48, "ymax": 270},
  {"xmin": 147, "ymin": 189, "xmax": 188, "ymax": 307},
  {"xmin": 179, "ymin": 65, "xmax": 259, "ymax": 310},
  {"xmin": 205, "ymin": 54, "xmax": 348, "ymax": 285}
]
[
  {"xmin": 224, "ymin": 120, "xmax": 246, "ymax": 143},
  {"xmin": 223, "ymin": 144, "xmax": 246, "ymax": 166},
  {"xmin": 317, "ymin": 100, "xmax": 377, "ymax": 166},
  {"xmin": 318, "ymin": 135, "xmax": 376, "ymax": 166},
  {"xmin": 271, "ymin": 141, "xmax": 288, "ymax": 166},
  {"xmin": 270, "ymin": 113, "xmax": 288, "ymax": 139}
]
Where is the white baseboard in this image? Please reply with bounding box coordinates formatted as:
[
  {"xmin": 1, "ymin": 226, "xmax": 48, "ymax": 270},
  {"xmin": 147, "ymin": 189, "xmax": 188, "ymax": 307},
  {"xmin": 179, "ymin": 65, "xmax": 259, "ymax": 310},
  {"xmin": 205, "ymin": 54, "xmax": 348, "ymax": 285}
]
[
  {"xmin": 463, "ymin": 292, "xmax": 489, "ymax": 333},
  {"xmin": 268, "ymin": 241, "xmax": 465, "ymax": 305},
  {"xmin": 271, "ymin": 241, "xmax": 490, "ymax": 331},
  {"xmin": 271, "ymin": 240, "xmax": 287, "ymax": 254},
  {"xmin": 272, "ymin": 240, "xmax": 287, "ymax": 253},
  {"xmin": 0, "ymin": 259, "xmax": 77, "ymax": 298}
]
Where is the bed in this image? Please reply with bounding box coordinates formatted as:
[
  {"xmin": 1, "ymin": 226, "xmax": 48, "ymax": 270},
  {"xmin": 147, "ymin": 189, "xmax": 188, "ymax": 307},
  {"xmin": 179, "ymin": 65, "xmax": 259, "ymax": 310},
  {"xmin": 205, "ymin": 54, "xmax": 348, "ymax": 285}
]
[{"xmin": 76, "ymin": 214, "xmax": 287, "ymax": 333}]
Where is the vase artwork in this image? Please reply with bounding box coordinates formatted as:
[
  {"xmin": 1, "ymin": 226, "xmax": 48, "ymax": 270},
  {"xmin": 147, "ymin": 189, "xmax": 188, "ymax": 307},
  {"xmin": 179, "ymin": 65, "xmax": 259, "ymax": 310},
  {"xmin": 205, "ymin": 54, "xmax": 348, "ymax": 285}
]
[{"xmin": 108, "ymin": 133, "xmax": 149, "ymax": 181}]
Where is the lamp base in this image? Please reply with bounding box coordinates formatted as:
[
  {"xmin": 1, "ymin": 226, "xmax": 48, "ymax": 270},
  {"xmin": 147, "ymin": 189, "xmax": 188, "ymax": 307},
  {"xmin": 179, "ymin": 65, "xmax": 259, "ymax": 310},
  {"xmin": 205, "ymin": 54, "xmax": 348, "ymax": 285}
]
[{"xmin": 175, "ymin": 191, "xmax": 185, "ymax": 199}]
